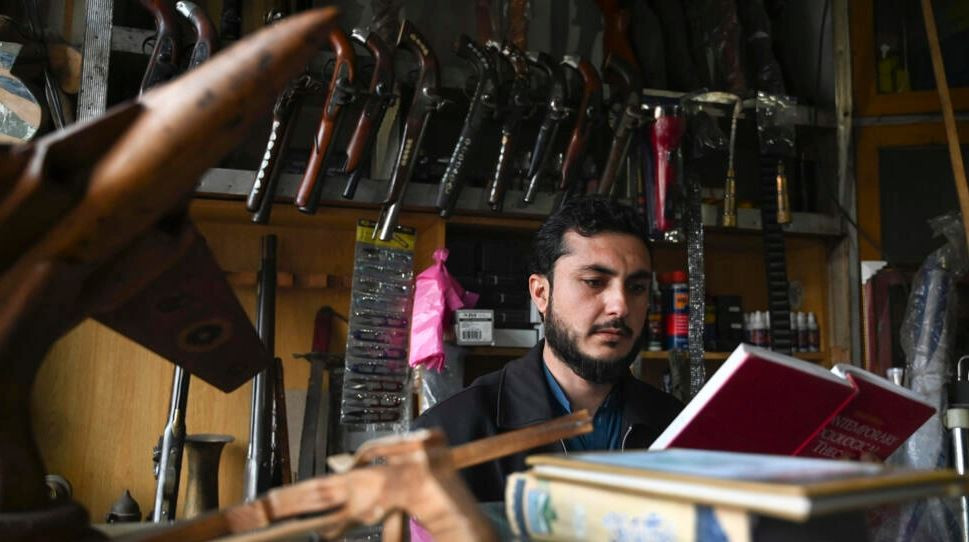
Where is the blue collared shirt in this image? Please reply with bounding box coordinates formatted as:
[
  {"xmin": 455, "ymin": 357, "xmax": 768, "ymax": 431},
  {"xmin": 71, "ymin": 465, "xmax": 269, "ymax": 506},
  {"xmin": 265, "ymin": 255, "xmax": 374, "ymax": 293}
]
[{"xmin": 542, "ymin": 362, "xmax": 623, "ymax": 451}]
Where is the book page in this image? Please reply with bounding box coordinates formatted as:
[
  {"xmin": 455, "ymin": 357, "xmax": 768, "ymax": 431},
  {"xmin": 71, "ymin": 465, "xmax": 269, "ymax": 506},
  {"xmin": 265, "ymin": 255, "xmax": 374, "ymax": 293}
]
[{"xmin": 796, "ymin": 367, "xmax": 936, "ymax": 460}]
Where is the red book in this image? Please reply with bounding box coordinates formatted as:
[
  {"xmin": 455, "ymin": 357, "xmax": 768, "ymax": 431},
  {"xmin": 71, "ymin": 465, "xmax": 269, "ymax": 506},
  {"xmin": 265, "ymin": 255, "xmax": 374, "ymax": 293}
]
[{"xmin": 649, "ymin": 344, "xmax": 936, "ymax": 460}]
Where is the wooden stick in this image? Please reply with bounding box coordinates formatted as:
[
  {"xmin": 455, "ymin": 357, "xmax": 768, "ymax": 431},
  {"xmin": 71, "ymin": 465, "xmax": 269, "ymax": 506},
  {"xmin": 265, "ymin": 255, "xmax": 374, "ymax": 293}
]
[
  {"xmin": 921, "ymin": 0, "xmax": 969, "ymax": 248},
  {"xmin": 210, "ymin": 412, "xmax": 593, "ymax": 542}
]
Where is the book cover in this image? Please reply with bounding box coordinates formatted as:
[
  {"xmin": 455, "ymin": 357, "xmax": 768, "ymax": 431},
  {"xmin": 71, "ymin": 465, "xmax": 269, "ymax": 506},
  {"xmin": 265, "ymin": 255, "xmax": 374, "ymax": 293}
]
[
  {"xmin": 523, "ymin": 449, "xmax": 967, "ymax": 522},
  {"xmin": 649, "ymin": 344, "xmax": 935, "ymax": 460},
  {"xmin": 506, "ymin": 470, "xmax": 754, "ymax": 542}
]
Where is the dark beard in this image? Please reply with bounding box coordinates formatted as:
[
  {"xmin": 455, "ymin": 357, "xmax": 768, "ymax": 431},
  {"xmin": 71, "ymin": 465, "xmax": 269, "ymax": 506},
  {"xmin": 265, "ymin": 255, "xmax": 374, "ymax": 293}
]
[{"xmin": 543, "ymin": 295, "xmax": 644, "ymax": 384}]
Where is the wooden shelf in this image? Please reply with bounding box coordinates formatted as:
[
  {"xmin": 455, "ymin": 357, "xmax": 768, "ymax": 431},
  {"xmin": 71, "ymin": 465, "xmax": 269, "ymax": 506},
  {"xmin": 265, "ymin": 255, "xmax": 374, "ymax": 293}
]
[
  {"xmin": 465, "ymin": 346, "xmax": 825, "ymax": 363},
  {"xmin": 641, "ymin": 350, "xmax": 826, "ymax": 362}
]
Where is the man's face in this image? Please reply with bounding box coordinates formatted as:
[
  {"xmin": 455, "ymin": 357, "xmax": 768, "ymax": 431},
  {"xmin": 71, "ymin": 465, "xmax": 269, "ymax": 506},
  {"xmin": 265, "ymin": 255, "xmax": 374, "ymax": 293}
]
[{"xmin": 529, "ymin": 230, "xmax": 652, "ymax": 383}]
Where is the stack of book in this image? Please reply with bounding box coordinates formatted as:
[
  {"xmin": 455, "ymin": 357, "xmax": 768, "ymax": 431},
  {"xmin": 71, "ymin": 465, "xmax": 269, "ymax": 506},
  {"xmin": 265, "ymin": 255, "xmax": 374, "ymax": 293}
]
[
  {"xmin": 507, "ymin": 449, "xmax": 967, "ymax": 541},
  {"xmin": 506, "ymin": 344, "xmax": 961, "ymax": 541}
]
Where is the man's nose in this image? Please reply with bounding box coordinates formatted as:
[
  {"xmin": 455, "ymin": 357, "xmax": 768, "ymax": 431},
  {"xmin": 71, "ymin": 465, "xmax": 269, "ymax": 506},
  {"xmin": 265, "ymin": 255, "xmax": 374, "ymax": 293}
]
[{"xmin": 602, "ymin": 283, "xmax": 629, "ymax": 318}]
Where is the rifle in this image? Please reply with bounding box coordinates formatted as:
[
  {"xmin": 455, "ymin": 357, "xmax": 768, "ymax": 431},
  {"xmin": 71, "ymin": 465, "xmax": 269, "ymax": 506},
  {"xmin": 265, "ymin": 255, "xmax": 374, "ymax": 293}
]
[
  {"xmin": 175, "ymin": 1, "xmax": 219, "ymax": 70},
  {"xmin": 246, "ymin": 74, "xmax": 321, "ymax": 224},
  {"xmin": 596, "ymin": 54, "xmax": 643, "ymax": 196},
  {"xmin": 139, "ymin": 0, "xmax": 182, "ymax": 93},
  {"xmin": 243, "ymin": 234, "xmax": 278, "ymax": 501},
  {"xmin": 486, "ymin": 41, "xmax": 530, "ymax": 212},
  {"xmin": 521, "ymin": 51, "xmax": 569, "ymax": 205},
  {"xmin": 559, "ymin": 56, "xmax": 602, "ymax": 204},
  {"xmin": 342, "ymin": 28, "xmax": 395, "ymax": 200},
  {"xmin": 436, "ymin": 35, "xmax": 498, "ymax": 218},
  {"xmin": 151, "ymin": 365, "xmax": 190, "ymax": 521},
  {"xmin": 294, "ymin": 28, "xmax": 357, "ymax": 214},
  {"xmin": 373, "ymin": 20, "xmax": 444, "ymax": 242}
]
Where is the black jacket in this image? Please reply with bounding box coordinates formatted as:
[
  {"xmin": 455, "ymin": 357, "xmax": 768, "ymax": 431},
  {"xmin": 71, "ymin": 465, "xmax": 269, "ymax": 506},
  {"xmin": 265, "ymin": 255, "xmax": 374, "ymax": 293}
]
[{"xmin": 413, "ymin": 342, "xmax": 684, "ymax": 502}]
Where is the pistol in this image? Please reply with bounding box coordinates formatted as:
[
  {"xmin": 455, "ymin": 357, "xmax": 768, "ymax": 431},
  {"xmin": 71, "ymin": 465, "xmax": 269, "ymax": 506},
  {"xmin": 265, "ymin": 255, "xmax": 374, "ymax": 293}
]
[
  {"xmin": 294, "ymin": 28, "xmax": 357, "ymax": 214},
  {"xmin": 594, "ymin": 0, "xmax": 639, "ymax": 85},
  {"xmin": 597, "ymin": 53, "xmax": 643, "ymax": 196},
  {"xmin": 139, "ymin": 0, "xmax": 182, "ymax": 93},
  {"xmin": 522, "ymin": 51, "xmax": 569, "ymax": 205},
  {"xmin": 436, "ymin": 35, "xmax": 498, "ymax": 218},
  {"xmin": 486, "ymin": 41, "xmax": 531, "ymax": 212},
  {"xmin": 342, "ymin": 28, "xmax": 396, "ymax": 200},
  {"xmin": 559, "ymin": 56, "xmax": 603, "ymax": 202},
  {"xmin": 374, "ymin": 20, "xmax": 444, "ymax": 241},
  {"xmin": 246, "ymin": 74, "xmax": 322, "ymax": 223},
  {"xmin": 176, "ymin": 1, "xmax": 219, "ymax": 70}
]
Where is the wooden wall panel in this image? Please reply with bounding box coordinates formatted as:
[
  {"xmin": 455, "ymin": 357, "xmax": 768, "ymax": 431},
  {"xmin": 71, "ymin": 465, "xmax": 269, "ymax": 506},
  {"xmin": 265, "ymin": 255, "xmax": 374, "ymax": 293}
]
[{"xmin": 31, "ymin": 199, "xmax": 444, "ymax": 521}]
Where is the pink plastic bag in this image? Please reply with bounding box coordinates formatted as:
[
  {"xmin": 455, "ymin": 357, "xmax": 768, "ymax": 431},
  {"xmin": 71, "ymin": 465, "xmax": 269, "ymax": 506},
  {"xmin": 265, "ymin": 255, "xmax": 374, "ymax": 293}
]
[{"xmin": 409, "ymin": 248, "xmax": 478, "ymax": 371}]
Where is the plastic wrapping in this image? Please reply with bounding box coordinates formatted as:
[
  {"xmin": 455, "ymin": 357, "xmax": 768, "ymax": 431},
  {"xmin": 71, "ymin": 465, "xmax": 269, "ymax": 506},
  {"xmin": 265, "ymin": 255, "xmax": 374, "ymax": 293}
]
[
  {"xmin": 645, "ymin": 104, "xmax": 686, "ymax": 241},
  {"xmin": 340, "ymin": 220, "xmax": 416, "ymax": 426},
  {"xmin": 755, "ymin": 92, "xmax": 797, "ymax": 157},
  {"xmin": 409, "ymin": 248, "xmax": 479, "ymax": 371},
  {"xmin": 735, "ymin": 0, "xmax": 787, "ymax": 94},
  {"xmin": 874, "ymin": 212, "xmax": 968, "ymax": 541},
  {"xmin": 419, "ymin": 343, "xmax": 467, "ymax": 415}
]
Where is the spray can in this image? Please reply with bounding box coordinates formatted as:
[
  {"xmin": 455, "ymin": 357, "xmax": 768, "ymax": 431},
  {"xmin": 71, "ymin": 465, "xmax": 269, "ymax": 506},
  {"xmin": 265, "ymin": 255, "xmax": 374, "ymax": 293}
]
[
  {"xmin": 646, "ymin": 272, "xmax": 663, "ymax": 351},
  {"xmin": 664, "ymin": 271, "xmax": 689, "ymax": 351}
]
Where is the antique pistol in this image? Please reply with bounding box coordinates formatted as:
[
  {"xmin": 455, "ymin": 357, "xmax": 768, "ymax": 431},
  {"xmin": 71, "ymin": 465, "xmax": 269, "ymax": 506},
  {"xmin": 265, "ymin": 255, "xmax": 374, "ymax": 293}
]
[
  {"xmin": 594, "ymin": 0, "xmax": 639, "ymax": 86},
  {"xmin": 139, "ymin": 0, "xmax": 182, "ymax": 92},
  {"xmin": 374, "ymin": 20, "xmax": 444, "ymax": 241},
  {"xmin": 559, "ymin": 55, "xmax": 603, "ymax": 202},
  {"xmin": 246, "ymin": 74, "xmax": 323, "ymax": 224},
  {"xmin": 294, "ymin": 27, "xmax": 357, "ymax": 214},
  {"xmin": 342, "ymin": 27, "xmax": 396, "ymax": 200},
  {"xmin": 596, "ymin": 53, "xmax": 643, "ymax": 196},
  {"xmin": 486, "ymin": 41, "xmax": 531, "ymax": 212},
  {"xmin": 176, "ymin": 1, "xmax": 219, "ymax": 69},
  {"xmin": 522, "ymin": 51, "xmax": 569, "ymax": 205},
  {"xmin": 436, "ymin": 34, "xmax": 498, "ymax": 218}
]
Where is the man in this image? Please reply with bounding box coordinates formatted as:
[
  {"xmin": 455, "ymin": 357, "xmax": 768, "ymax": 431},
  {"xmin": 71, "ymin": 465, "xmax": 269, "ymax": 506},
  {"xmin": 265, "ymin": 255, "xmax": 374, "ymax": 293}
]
[{"xmin": 414, "ymin": 195, "xmax": 683, "ymax": 502}]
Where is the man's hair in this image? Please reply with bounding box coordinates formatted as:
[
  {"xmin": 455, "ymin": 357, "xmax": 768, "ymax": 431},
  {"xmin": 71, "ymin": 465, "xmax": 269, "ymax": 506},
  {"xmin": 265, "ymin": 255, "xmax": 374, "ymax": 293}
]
[{"xmin": 529, "ymin": 195, "xmax": 650, "ymax": 278}]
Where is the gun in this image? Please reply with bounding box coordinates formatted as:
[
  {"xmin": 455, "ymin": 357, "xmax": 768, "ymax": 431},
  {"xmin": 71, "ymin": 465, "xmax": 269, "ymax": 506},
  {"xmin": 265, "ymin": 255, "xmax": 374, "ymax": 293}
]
[
  {"xmin": 139, "ymin": 0, "xmax": 182, "ymax": 93},
  {"xmin": 522, "ymin": 51, "xmax": 569, "ymax": 205},
  {"xmin": 151, "ymin": 366, "xmax": 190, "ymax": 521},
  {"xmin": 246, "ymin": 75, "xmax": 321, "ymax": 224},
  {"xmin": 294, "ymin": 28, "xmax": 357, "ymax": 214},
  {"xmin": 594, "ymin": 0, "xmax": 639, "ymax": 84},
  {"xmin": 486, "ymin": 41, "xmax": 530, "ymax": 212},
  {"xmin": 596, "ymin": 54, "xmax": 643, "ymax": 196},
  {"xmin": 342, "ymin": 28, "xmax": 396, "ymax": 200},
  {"xmin": 373, "ymin": 20, "xmax": 444, "ymax": 241},
  {"xmin": 220, "ymin": 0, "xmax": 242, "ymax": 42},
  {"xmin": 436, "ymin": 35, "xmax": 498, "ymax": 217},
  {"xmin": 559, "ymin": 56, "xmax": 603, "ymax": 203},
  {"xmin": 175, "ymin": 1, "xmax": 219, "ymax": 70},
  {"xmin": 243, "ymin": 235, "xmax": 278, "ymax": 501}
]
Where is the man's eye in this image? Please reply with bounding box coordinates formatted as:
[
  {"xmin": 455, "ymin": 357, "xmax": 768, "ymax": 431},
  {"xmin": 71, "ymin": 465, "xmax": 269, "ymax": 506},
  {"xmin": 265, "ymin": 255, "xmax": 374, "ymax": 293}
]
[
  {"xmin": 629, "ymin": 283, "xmax": 649, "ymax": 294},
  {"xmin": 582, "ymin": 278, "xmax": 603, "ymax": 288}
]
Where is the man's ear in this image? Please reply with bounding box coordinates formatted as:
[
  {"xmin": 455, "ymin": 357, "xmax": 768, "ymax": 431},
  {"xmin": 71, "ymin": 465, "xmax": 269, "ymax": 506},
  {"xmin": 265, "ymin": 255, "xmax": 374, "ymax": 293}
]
[{"xmin": 528, "ymin": 274, "xmax": 549, "ymax": 317}]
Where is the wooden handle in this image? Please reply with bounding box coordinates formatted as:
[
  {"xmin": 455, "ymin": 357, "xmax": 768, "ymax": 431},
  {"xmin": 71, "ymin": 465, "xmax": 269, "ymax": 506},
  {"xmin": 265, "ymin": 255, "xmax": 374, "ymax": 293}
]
[
  {"xmin": 921, "ymin": 0, "xmax": 969, "ymax": 250},
  {"xmin": 450, "ymin": 409, "xmax": 592, "ymax": 468}
]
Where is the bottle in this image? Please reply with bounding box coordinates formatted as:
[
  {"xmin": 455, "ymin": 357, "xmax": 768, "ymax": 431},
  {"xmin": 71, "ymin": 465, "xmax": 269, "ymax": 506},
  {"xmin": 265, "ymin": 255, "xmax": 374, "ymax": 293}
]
[
  {"xmin": 764, "ymin": 311, "xmax": 772, "ymax": 349},
  {"xmin": 790, "ymin": 311, "xmax": 801, "ymax": 352},
  {"xmin": 797, "ymin": 312, "xmax": 809, "ymax": 352},
  {"xmin": 807, "ymin": 312, "xmax": 819, "ymax": 352},
  {"xmin": 749, "ymin": 312, "xmax": 766, "ymax": 347},
  {"xmin": 646, "ymin": 272, "xmax": 663, "ymax": 351},
  {"xmin": 664, "ymin": 270, "xmax": 688, "ymax": 351}
]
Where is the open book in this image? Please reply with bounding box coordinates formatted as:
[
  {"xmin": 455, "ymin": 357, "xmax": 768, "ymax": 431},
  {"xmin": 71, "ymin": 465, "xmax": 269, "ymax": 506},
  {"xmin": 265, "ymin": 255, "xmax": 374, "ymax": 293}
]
[{"xmin": 649, "ymin": 343, "xmax": 936, "ymax": 460}]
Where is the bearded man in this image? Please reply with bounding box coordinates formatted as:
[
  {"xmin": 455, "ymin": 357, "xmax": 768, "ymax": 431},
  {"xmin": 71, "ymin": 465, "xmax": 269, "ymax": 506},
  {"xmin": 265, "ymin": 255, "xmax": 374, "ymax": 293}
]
[{"xmin": 413, "ymin": 195, "xmax": 683, "ymax": 502}]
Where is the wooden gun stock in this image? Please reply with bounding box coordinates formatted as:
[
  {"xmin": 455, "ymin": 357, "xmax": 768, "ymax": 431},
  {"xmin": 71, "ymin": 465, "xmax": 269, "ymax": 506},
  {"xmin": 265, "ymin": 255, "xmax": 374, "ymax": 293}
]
[
  {"xmin": 342, "ymin": 28, "xmax": 395, "ymax": 200},
  {"xmin": 295, "ymin": 28, "xmax": 357, "ymax": 214},
  {"xmin": 176, "ymin": 1, "xmax": 219, "ymax": 69},
  {"xmin": 559, "ymin": 56, "xmax": 602, "ymax": 199},
  {"xmin": 594, "ymin": 0, "xmax": 639, "ymax": 83},
  {"xmin": 597, "ymin": 53, "xmax": 643, "ymax": 196},
  {"xmin": 139, "ymin": 0, "xmax": 182, "ymax": 92},
  {"xmin": 487, "ymin": 41, "xmax": 530, "ymax": 212},
  {"xmin": 523, "ymin": 51, "xmax": 569, "ymax": 205}
]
